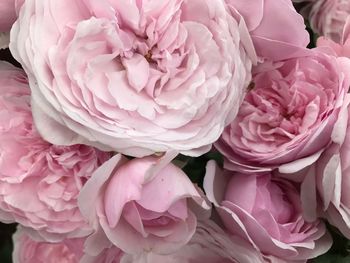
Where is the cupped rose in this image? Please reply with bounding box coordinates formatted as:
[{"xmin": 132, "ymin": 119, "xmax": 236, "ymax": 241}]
[
  {"xmin": 308, "ymin": 0, "xmax": 350, "ymax": 43},
  {"xmin": 204, "ymin": 161, "xmax": 332, "ymax": 261},
  {"xmin": 225, "ymin": 0, "xmax": 309, "ymax": 61},
  {"xmin": 78, "ymin": 153, "xmax": 211, "ymax": 255},
  {"xmin": 12, "ymin": 227, "xmax": 83, "ymax": 263},
  {"xmin": 10, "ymin": 0, "xmax": 255, "ymax": 157},
  {"xmin": 215, "ymin": 49, "xmax": 350, "ymax": 173},
  {"xmin": 0, "ymin": 61, "xmax": 110, "ymax": 241},
  {"xmin": 303, "ymin": 18, "xmax": 350, "ymax": 238}
]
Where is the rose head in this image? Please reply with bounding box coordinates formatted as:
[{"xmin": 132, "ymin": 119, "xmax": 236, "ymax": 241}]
[
  {"xmin": 10, "ymin": 0, "xmax": 254, "ymax": 157},
  {"xmin": 0, "ymin": 62, "xmax": 110, "ymax": 241},
  {"xmin": 225, "ymin": 0, "xmax": 309, "ymax": 61},
  {"xmin": 204, "ymin": 161, "xmax": 332, "ymax": 261},
  {"xmin": 12, "ymin": 227, "xmax": 83, "ymax": 263},
  {"xmin": 78, "ymin": 153, "xmax": 210, "ymax": 255},
  {"xmin": 216, "ymin": 50, "xmax": 350, "ymax": 173},
  {"xmin": 309, "ymin": 0, "xmax": 350, "ymax": 43},
  {"xmin": 299, "ymin": 94, "xmax": 350, "ymax": 239}
]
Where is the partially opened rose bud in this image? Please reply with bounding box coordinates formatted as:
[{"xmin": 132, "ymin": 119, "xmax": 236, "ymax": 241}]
[
  {"xmin": 78, "ymin": 153, "xmax": 211, "ymax": 255},
  {"xmin": 225, "ymin": 0, "xmax": 309, "ymax": 61}
]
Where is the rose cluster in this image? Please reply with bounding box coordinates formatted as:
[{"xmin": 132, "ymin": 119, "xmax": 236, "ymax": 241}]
[{"xmin": 1, "ymin": 0, "xmax": 350, "ymax": 262}]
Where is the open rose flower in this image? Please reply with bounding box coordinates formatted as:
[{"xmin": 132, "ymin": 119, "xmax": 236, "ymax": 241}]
[
  {"xmin": 0, "ymin": 61, "xmax": 110, "ymax": 241},
  {"xmin": 225, "ymin": 0, "xmax": 309, "ymax": 61},
  {"xmin": 204, "ymin": 161, "xmax": 332, "ymax": 261},
  {"xmin": 78, "ymin": 153, "xmax": 211, "ymax": 255},
  {"xmin": 300, "ymin": 18, "xmax": 350, "ymax": 238},
  {"xmin": 12, "ymin": 227, "xmax": 83, "ymax": 263},
  {"xmin": 10, "ymin": 0, "xmax": 254, "ymax": 157},
  {"xmin": 308, "ymin": 0, "xmax": 350, "ymax": 43},
  {"xmin": 215, "ymin": 49, "xmax": 350, "ymax": 173}
]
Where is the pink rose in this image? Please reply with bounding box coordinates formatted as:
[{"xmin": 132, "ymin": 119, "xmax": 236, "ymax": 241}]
[
  {"xmin": 78, "ymin": 153, "xmax": 210, "ymax": 255},
  {"xmin": 299, "ymin": 94, "xmax": 350, "ymax": 238},
  {"xmin": 304, "ymin": 19, "xmax": 350, "ymax": 238},
  {"xmin": 215, "ymin": 49, "xmax": 350, "ymax": 173},
  {"xmin": 317, "ymin": 17, "xmax": 350, "ymax": 57},
  {"xmin": 10, "ymin": 0, "xmax": 255, "ymax": 157},
  {"xmin": 309, "ymin": 0, "xmax": 350, "ymax": 43},
  {"xmin": 204, "ymin": 161, "xmax": 332, "ymax": 261},
  {"xmin": 12, "ymin": 227, "xmax": 83, "ymax": 263},
  {"xmin": 225, "ymin": 0, "xmax": 309, "ymax": 61},
  {"xmin": 0, "ymin": 62, "xmax": 110, "ymax": 241}
]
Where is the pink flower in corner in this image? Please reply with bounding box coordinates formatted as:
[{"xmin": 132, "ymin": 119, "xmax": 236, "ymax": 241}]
[
  {"xmin": 215, "ymin": 49, "xmax": 350, "ymax": 173},
  {"xmin": 0, "ymin": 0, "xmax": 16, "ymax": 32},
  {"xmin": 309, "ymin": 0, "xmax": 350, "ymax": 43},
  {"xmin": 204, "ymin": 161, "xmax": 332, "ymax": 261},
  {"xmin": 0, "ymin": 62, "xmax": 110, "ymax": 241},
  {"xmin": 78, "ymin": 153, "xmax": 211, "ymax": 255},
  {"xmin": 12, "ymin": 227, "xmax": 83, "ymax": 263},
  {"xmin": 10, "ymin": 0, "xmax": 255, "ymax": 157}
]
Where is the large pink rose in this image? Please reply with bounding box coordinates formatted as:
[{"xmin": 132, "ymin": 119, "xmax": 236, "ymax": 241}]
[
  {"xmin": 215, "ymin": 49, "xmax": 350, "ymax": 173},
  {"xmin": 10, "ymin": 0, "xmax": 254, "ymax": 157},
  {"xmin": 12, "ymin": 227, "xmax": 83, "ymax": 263},
  {"xmin": 0, "ymin": 62, "xmax": 110, "ymax": 241},
  {"xmin": 78, "ymin": 153, "xmax": 210, "ymax": 255},
  {"xmin": 204, "ymin": 161, "xmax": 332, "ymax": 261},
  {"xmin": 225, "ymin": 0, "xmax": 309, "ymax": 61},
  {"xmin": 308, "ymin": 0, "xmax": 350, "ymax": 43}
]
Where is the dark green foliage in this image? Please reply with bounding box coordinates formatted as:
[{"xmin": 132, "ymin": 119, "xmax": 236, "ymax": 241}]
[{"xmin": 0, "ymin": 223, "xmax": 17, "ymax": 263}]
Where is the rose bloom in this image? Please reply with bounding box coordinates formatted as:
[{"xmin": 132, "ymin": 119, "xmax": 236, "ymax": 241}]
[
  {"xmin": 78, "ymin": 153, "xmax": 211, "ymax": 255},
  {"xmin": 317, "ymin": 17, "xmax": 350, "ymax": 57},
  {"xmin": 0, "ymin": 62, "xmax": 110, "ymax": 241},
  {"xmin": 302, "ymin": 18, "xmax": 350, "ymax": 238},
  {"xmin": 215, "ymin": 49, "xmax": 350, "ymax": 173},
  {"xmin": 225, "ymin": 0, "xmax": 309, "ymax": 61},
  {"xmin": 10, "ymin": 0, "xmax": 254, "ymax": 157},
  {"xmin": 299, "ymin": 92, "xmax": 350, "ymax": 238},
  {"xmin": 204, "ymin": 161, "xmax": 332, "ymax": 262},
  {"xmin": 308, "ymin": 0, "xmax": 350, "ymax": 43},
  {"xmin": 12, "ymin": 227, "xmax": 83, "ymax": 263}
]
